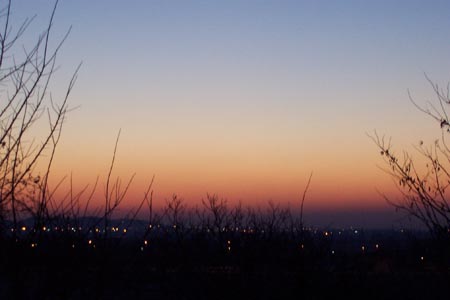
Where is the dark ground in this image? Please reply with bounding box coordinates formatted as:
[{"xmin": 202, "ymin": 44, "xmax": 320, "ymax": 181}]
[{"xmin": 1, "ymin": 226, "xmax": 449, "ymax": 300}]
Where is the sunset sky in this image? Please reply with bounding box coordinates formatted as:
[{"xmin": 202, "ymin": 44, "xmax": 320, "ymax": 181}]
[{"xmin": 12, "ymin": 0, "xmax": 450, "ymax": 227}]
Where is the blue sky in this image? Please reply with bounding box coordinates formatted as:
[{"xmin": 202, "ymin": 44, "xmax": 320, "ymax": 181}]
[{"xmin": 7, "ymin": 0, "xmax": 450, "ymax": 227}]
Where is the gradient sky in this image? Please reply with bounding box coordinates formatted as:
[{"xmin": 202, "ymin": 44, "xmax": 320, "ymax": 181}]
[{"xmin": 10, "ymin": 0, "xmax": 450, "ymax": 227}]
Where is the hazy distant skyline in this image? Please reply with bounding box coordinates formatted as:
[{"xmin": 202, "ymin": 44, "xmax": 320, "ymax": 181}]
[{"xmin": 11, "ymin": 0, "xmax": 450, "ymax": 226}]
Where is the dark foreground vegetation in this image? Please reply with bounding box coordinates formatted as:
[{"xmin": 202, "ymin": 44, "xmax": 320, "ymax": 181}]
[{"xmin": 1, "ymin": 205, "xmax": 449, "ymax": 300}]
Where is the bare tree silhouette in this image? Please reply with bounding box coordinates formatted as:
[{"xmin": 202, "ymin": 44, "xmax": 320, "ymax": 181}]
[
  {"xmin": 371, "ymin": 75, "xmax": 450, "ymax": 244},
  {"xmin": 0, "ymin": 0, "xmax": 79, "ymax": 236}
]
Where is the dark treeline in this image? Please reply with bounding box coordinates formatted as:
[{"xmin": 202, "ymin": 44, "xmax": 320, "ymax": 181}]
[{"xmin": 0, "ymin": 193, "xmax": 449, "ymax": 300}]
